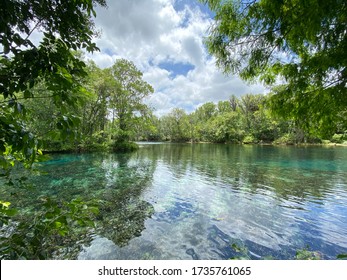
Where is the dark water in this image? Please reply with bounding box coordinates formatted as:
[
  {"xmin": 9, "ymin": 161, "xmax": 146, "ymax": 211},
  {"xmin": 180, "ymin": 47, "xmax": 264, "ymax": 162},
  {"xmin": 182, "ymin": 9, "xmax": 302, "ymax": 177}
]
[{"xmin": 3, "ymin": 143, "xmax": 347, "ymax": 259}]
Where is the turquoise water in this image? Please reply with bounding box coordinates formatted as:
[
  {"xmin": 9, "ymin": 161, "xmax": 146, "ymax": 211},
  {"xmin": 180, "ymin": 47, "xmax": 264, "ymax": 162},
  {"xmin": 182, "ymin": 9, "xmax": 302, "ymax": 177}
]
[{"xmin": 2, "ymin": 143, "xmax": 347, "ymax": 259}]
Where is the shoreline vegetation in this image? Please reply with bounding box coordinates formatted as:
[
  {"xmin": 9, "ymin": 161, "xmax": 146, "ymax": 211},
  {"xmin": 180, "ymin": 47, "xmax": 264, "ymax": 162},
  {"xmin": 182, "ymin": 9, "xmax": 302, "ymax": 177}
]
[
  {"xmin": 40, "ymin": 139, "xmax": 347, "ymax": 155},
  {"xmin": 30, "ymin": 87, "xmax": 345, "ymax": 154}
]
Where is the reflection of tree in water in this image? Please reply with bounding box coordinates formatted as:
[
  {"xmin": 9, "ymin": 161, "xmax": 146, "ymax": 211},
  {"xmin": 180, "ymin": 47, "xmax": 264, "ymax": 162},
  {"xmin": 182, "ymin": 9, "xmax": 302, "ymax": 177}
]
[
  {"xmin": 146, "ymin": 143, "xmax": 344, "ymax": 203},
  {"xmin": 96, "ymin": 153, "xmax": 155, "ymax": 246}
]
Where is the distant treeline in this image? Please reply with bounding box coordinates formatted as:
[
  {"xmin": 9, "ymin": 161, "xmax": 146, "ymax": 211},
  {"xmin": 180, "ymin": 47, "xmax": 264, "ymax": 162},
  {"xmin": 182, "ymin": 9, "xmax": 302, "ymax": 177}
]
[{"xmin": 136, "ymin": 94, "xmax": 346, "ymax": 145}]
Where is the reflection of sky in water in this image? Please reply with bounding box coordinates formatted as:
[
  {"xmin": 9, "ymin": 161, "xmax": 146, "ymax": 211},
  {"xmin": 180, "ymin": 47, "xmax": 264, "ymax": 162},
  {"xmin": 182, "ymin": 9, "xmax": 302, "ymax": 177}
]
[
  {"xmin": 3, "ymin": 144, "xmax": 346, "ymax": 259},
  {"xmin": 78, "ymin": 145, "xmax": 347, "ymax": 260}
]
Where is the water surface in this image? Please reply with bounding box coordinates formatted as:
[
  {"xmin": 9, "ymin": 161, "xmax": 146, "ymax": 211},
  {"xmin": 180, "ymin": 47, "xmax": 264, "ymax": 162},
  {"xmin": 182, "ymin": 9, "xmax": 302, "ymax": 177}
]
[{"xmin": 3, "ymin": 144, "xmax": 347, "ymax": 259}]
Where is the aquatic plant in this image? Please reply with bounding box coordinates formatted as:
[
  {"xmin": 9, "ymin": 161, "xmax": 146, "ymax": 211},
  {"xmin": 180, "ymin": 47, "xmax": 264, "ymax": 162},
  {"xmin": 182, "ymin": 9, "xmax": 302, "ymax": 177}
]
[{"xmin": 0, "ymin": 197, "xmax": 98, "ymax": 259}]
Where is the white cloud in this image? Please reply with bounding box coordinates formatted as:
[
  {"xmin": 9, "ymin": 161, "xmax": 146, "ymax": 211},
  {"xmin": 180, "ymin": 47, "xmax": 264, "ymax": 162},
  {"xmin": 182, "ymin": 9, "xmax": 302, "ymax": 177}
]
[{"xmin": 88, "ymin": 0, "xmax": 266, "ymax": 116}]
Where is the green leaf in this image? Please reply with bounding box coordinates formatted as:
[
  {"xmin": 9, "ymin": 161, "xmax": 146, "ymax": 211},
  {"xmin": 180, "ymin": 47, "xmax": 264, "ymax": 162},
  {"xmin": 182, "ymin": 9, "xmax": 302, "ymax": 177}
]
[
  {"xmin": 54, "ymin": 221, "xmax": 62, "ymax": 228},
  {"xmin": 0, "ymin": 201, "xmax": 11, "ymax": 208}
]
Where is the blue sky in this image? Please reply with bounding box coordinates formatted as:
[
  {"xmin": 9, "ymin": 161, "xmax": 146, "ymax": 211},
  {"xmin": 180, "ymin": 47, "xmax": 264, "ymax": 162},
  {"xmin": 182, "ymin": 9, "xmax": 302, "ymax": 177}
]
[
  {"xmin": 158, "ymin": 61, "xmax": 195, "ymax": 78},
  {"xmin": 87, "ymin": 0, "xmax": 266, "ymax": 116}
]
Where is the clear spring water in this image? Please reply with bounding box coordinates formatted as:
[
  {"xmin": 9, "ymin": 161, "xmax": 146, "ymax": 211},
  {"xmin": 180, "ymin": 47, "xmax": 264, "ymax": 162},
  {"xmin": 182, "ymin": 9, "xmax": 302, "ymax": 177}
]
[{"xmin": 2, "ymin": 143, "xmax": 347, "ymax": 259}]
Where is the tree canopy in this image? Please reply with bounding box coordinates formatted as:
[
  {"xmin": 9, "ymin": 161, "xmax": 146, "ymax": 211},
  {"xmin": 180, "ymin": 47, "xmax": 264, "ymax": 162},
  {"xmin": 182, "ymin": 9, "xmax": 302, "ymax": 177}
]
[
  {"xmin": 0, "ymin": 0, "xmax": 107, "ymax": 167},
  {"xmin": 1, "ymin": 0, "xmax": 107, "ymax": 98},
  {"xmin": 201, "ymin": 0, "xmax": 347, "ymax": 137},
  {"xmin": 18, "ymin": 59, "xmax": 155, "ymax": 153},
  {"xmin": 109, "ymin": 59, "xmax": 154, "ymax": 134}
]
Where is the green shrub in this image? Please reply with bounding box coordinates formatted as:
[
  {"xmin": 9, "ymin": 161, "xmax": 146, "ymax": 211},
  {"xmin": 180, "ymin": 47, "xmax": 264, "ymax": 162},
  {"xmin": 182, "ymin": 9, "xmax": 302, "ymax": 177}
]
[
  {"xmin": 242, "ymin": 135, "xmax": 256, "ymax": 144},
  {"xmin": 321, "ymin": 140, "xmax": 331, "ymax": 145},
  {"xmin": 331, "ymin": 134, "xmax": 344, "ymax": 144},
  {"xmin": 273, "ymin": 133, "xmax": 296, "ymax": 145}
]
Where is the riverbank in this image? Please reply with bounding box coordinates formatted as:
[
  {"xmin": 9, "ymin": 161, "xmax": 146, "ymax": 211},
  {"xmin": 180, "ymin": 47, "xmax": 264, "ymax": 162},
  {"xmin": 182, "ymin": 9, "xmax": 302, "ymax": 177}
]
[{"xmin": 137, "ymin": 140, "xmax": 347, "ymax": 147}]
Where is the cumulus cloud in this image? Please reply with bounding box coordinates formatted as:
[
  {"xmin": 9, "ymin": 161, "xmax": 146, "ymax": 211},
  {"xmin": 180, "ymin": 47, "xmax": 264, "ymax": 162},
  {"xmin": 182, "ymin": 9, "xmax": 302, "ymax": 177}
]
[{"xmin": 87, "ymin": 0, "xmax": 266, "ymax": 116}]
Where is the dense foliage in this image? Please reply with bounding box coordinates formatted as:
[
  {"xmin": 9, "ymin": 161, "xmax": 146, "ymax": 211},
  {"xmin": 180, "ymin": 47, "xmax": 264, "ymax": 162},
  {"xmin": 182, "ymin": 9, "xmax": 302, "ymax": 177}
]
[
  {"xmin": 22, "ymin": 80, "xmax": 347, "ymax": 148},
  {"xmin": 1, "ymin": 0, "xmax": 107, "ymax": 168},
  {"xmin": 20, "ymin": 59, "xmax": 153, "ymax": 152},
  {"xmin": 21, "ymin": 58, "xmax": 340, "ymax": 147},
  {"xmin": 200, "ymin": 0, "xmax": 347, "ymax": 138},
  {"xmin": 135, "ymin": 94, "xmax": 345, "ymax": 145},
  {"xmin": 0, "ymin": 0, "xmax": 107, "ymax": 259}
]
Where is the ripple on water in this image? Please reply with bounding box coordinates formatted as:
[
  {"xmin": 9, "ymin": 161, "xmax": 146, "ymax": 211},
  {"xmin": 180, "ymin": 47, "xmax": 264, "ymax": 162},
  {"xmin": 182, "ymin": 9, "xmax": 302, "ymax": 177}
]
[{"xmin": 4, "ymin": 144, "xmax": 347, "ymax": 260}]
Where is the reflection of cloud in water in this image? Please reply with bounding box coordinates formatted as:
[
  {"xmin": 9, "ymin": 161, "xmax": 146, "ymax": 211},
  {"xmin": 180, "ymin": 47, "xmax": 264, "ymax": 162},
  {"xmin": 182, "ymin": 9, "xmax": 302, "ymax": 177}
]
[
  {"xmin": 154, "ymin": 201, "xmax": 196, "ymax": 223},
  {"xmin": 79, "ymin": 235, "xmax": 175, "ymax": 260},
  {"xmin": 151, "ymin": 161, "xmax": 298, "ymax": 252},
  {"xmin": 36, "ymin": 144, "xmax": 347, "ymax": 259}
]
